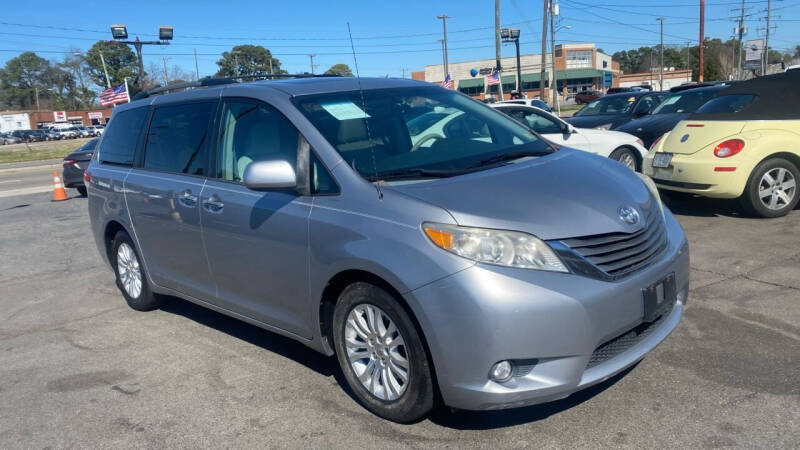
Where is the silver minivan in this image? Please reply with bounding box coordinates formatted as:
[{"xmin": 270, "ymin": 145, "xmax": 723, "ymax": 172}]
[{"xmin": 87, "ymin": 77, "xmax": 689, "ymax": 422}]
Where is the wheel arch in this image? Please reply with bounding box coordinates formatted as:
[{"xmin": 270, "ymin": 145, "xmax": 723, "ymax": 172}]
[
  {"xmin": 612, "ymin": 145, "xmax": 642, "ymax": 171},
  {"xmin": 103, "ymin": 220, "xmax": 129, "ymax": 266}
]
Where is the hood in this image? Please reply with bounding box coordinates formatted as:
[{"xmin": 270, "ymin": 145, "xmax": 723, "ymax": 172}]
[
  {"xmin": 615, "ymin": 113, "xmax": 689, "ymax": 148},
  {"xmin": 565, "ymin": 114, "xmax": 631, "ymax": 130},
  {"xmin": 388, "ymin": 149, "xmax": 655, "ymax": 241}
]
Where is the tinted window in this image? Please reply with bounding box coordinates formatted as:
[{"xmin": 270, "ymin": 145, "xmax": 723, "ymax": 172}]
[
  {"xmin": 695, "ymin": 94, "xmax": 756, "ymax": 114},
  {"xmin": 652, "ymin": 89, "xmax": 721, "ymax": 115},
  {"xmin": 216, "ymin": 100, "xmax": 299, "ymax": 182},
  {"xmin": 574, "ymin": 95, "xmax": 636, "ymax": 116},
  {"xmin": 310, "ymin": 151, "xmax": 338, "ymax": 194},
  {"xmin": 633, "ymin": 95, "xmax": 660, "ymax": 115},
  {"xmin": 143, "ymin": 102, "xmax": 214, "ymax": 175},
  {"xmin": 99, "ymin": 107, "xmax": 149, "ymax": 165},
  {"xmin": 504, "ymin": 108, "xmax": 563, "ymax": 134}
]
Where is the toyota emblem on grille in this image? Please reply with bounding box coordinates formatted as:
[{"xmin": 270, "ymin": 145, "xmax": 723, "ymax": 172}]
[{"xmin": 618, "ymin": 205, "xmax": 640, "ymax": 225}]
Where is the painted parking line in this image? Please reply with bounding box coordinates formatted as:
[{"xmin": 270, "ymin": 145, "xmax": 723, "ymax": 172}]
[
  {"xmin": 0, "ymin": 179, "xmax": 23, "ymax": 184},
  {"xmin": 0, "ymin": 185, "xmax": 53, "ymax": 198}
]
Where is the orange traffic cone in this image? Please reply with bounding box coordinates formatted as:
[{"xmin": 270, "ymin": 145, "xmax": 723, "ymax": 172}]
[{"xmin": 52, "ymin": 171, "xmax": 68, "ymax": 202}]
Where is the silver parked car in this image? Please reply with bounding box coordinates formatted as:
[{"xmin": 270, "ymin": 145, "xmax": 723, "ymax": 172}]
[{"xmin": 86, "ymin": 77, "xmax": 689, "ymax": 422}]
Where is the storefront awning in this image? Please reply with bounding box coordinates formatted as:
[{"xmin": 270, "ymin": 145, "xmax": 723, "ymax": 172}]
[
  {"xmin": 458, "ymin": 78, "xmax": 484, "ymax": 89},
  {"xmin": 555, "ymin": 69, "xmax": 606, "ymax": 80},
  {"xmin": 521, "ymin": 73, "xmax": 550, "ymax": 83}
]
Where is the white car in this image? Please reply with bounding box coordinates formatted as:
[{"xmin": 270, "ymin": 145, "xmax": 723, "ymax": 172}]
[
  {"xmin": 490, "ymin": 104, "xmax": 648, "ymax": 170},
  {"xmin": 56, "ymin": 127, "xmax": 79, "ymax": 139}
]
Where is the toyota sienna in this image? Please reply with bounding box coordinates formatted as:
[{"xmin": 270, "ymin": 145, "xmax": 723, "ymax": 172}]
[{"xmin": 87, "ymin": 77, "xmax": 689, "ymax": 422}]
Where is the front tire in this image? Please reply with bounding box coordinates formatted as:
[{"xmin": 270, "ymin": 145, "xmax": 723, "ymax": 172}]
[
  {"xmin": 112, "ymin": 231, "xmax": 163, "ymax": 311},
  {"xmin": 332, "ymin": 282, "xmax": 434, "ymax": 423},
  {"xmin": 610, "ymin": 147, "xmax": 639, "ymax": 171},
  {"xmin": 740, "ymin": 158, "xmax": 799, "ymax": 218}
]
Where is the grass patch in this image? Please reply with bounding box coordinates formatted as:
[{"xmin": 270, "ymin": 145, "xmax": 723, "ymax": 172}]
[{"xmin": 0, "ymin": 139, "xmax": 91, "ymax": 164}]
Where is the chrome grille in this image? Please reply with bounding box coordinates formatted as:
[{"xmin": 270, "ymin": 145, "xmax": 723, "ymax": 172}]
[{"xmin": 558, "ymin": 208, "xmax": 667, "ymax": 279}]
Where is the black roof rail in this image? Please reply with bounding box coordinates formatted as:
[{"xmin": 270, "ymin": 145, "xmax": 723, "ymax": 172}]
[{"xmin": 132, "ymin": 73, "xmax": 341, "ymax": 100}]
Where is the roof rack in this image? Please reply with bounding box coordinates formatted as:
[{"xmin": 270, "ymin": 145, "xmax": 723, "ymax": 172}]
[{"xmin": 132, "ymin": 73, "xmax": 340, "ymax": 100}]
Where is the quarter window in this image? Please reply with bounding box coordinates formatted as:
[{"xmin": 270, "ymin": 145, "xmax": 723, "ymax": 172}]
[
  {"xmin": 216, "ymin": 100, "xmax": 299, "ymax": 182},
  {"xmin": 143, "ymin": 102, "xmax": 214, "ymax": 175},
  {"xmin": 98, "ymin": 107, "xmax": 149, "ymax": 165}
]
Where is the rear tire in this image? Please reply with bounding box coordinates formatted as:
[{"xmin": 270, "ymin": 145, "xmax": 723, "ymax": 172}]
[
  {"xmin": 76, "ymin": 185, "xmax": 87, "ymax": 197},
  {"xmin": 332, "ymin": 282, "xmax": 434, "ymax": 423},
  {"xmin": 739, "ymin": 158, "xmax": 799, "ymax": 218},
  {"xmin": 609, "ymin": 147, "xmax": 639, "ymax": 171},
  {"xmin": 112, "ymin": 231, "xmax": 163, "ymax": 311}
]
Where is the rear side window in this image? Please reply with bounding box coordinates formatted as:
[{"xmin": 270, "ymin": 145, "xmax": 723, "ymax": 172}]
[
  {"xmin": 99, "ymin": 107, "xmax": 149, "ymax": 165},
  {"xmin": 143, "ymin": 102, "xmax": 215, "ymax": 175},
  {"xmin": 696, "ymin": 95, "xmax": 756, "ymax": 114}
]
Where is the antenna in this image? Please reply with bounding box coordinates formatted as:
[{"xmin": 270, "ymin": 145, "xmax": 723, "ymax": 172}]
[{"xmin": 347, "ymin": 22, "xmax": 382, "ymax": 199}]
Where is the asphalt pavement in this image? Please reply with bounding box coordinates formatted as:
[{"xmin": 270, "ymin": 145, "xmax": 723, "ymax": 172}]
[{"xmin": 0, "ymin": 164, "xmax": 797, "ymax": 448}]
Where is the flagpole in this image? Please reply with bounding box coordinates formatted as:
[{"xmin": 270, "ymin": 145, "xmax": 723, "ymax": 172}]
[{"xmin": 124, "ymin": 77, "xmax": 130, "ymax": 104}]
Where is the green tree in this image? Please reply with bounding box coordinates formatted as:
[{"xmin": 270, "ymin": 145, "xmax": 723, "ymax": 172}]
[
  {"xmin": 85, "ymin": 41, "xmax": 138, "ymax": 88},
  {"xmin": 0, "ymin": 51, "xmax": 50, "ymax": 109},
  {"xmin": 59, "ymin": 51, "xmax": 97, "ymax": 109},
  {"xmin": 324, "ymin": 63, "xmax": 353, "ymax": 76},
  {"xmin": 216, "ymin": 45, "xmax": 286, "ymax": 78},
  {"xmin": 794, "ymin": 45, "xmax": 800, "ymax": 59}
]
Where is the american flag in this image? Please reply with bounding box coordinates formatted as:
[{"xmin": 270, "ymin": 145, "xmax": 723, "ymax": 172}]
[
  {"xmin": 486, "ymin": 71, "xmax": 500, "ymax": 86},
  {"xmin": 440, "ymin": 73, "xmax": 453, "ymax": 89},
  {"xmin": 100, "ymin": 82, "xmax": 130, "ymax": 106}
]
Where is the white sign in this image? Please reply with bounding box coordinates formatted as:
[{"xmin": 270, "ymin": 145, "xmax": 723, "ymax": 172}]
[
  {"xmin": 320, "ymin": 101, "xmax": 370, "ymax": 120},
  {"xmin": 88, "ymin": 112, "xmax": 103, "ymax": 119},
  {"xmin": 745, "ymin": 39, "xmax": 764, "ymax": 62},
  {"xmin": 53, "ymin": 111, "xmax": 67, "ymax": 122}
]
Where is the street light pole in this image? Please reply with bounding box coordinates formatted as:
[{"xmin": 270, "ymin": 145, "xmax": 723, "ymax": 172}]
[
  {"xmin": 699, "ymin": 0, "xmax": 705, "ymax": 81},
  {"xmin": 437, "ymin": 15, "xmax": 451, "ymax": 78},
  {"xmin": 98, "ymin": 51, "xmax": 111, "ymax": 88},
  {"xmin": 110, "ymin": 25, "xmax": 173, "ymax": 83},
  {"xmin": 657, "ymin": 17, "xmax": 665, "ymax": 90},
  {"xmin": 502, "ymin": 28, "xmax": 522, "ymax": 93},
  {"xmin": 540, "ymin": 0, "xmax": 548, "ymax": 100},
  {"xmin": 494, "ymin": 0, "xmax": 504, "ymax": 99},
  {"xmin": 550, "ymin": 1, "xmax": 557, "ymax": 113}
]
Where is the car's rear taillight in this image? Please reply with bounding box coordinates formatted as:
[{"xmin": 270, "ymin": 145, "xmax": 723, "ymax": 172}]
[
  {"xmin": 649, "ymin": 134, "xmax": 664, "ymax": 151},
  {"xmin": 62, "ymin": 159, "xmax": 77, "ymax": 166},
  {"xmin": 713, "ymin": 139, "xmax": 745, "ymax": 158},
  {"xmin": 83, "ymin": 170, "xmax": 91, "ymax": 183}
]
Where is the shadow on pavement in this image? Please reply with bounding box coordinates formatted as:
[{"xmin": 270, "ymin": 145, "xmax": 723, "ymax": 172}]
[
  {"xmin": 661, "ymin": 191, "xmax": 746, "ymax": 218},
  {"xmin": 428, "ymin": 364, "xmax": 637, "ymax": 430}
]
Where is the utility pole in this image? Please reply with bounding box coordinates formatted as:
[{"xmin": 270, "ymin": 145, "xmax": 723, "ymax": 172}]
[
  {"xmin": 764, "ymin": 0, "xmax": 771, "ymax": 74},
  {"xmin": 734, "ymin": 0, "xmax": 746, "ymax": 79},
  {"xmin": 550, "ymin": 1, "xmax": 558, "ymax": 113},
  {"xmin": 35, "ymin": 86, "xmax": 40, "ymax": 111},
  {"xmin": 437, "ymin": 15, "xmax": 451, "ymax": 78},
  {"xmin": 657, "ymin": 18, "xmax": 665, "ymax": 90},
  {"xmin": 401, "ymin": 68, "xmax": 407, "ymax": 79},
  {"xmin": 162, "ymin": 56, "xmax": 170, "ymax": 86},
  {"xmin": 494, "ymin": 0, "xmax": 504, "ymax": 99},
  {"xmin": 699, "ymin": 0, "xmax": 705, "ymax": 81},
  {"xmin": 110, "ymin": 25, "xmax": 172, "ymax": 84},
  {"xmin": 308, "ymin": 54, "xmax": 317, "ymax": 74},
  {"xmin": 98, "ymin": 51, "xmax": 111, "ymax": 88},
  {"xmin": 194, "ymin": 48, "xmax": 200, "ymax": 80},
  {"xmin": 540, "ymin": 0, "xmax": 548, "ymax": 100},
  {"xmin": 686, "ymin": 41, "xmax": 691, "ymax": 75},
  {"xmin": 438, "ymin": 40, "xmax": 446, "ymax": 75}
]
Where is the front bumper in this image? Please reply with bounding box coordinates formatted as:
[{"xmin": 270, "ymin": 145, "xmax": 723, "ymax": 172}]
[
  {"xmin": 643, "ymin": 151, "xmax": 751, "ymax": 198},
  {"xmin": 407, "ymin": 208, "xmax": 689, "ymax": 411}
]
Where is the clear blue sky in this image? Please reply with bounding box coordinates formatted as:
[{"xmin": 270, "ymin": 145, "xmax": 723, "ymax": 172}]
[{"xmin": 2, "ymin": 0, "xmax": 798, "ymax": 85}]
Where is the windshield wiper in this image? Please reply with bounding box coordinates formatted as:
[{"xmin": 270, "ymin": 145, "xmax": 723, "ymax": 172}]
[
  {"xmin": 468, "ymin": 148, "xmax": 553, "ymax": 169},
  {"xmin": 365, "ymin": 168, "xmax": 464, "ymax": 182}
]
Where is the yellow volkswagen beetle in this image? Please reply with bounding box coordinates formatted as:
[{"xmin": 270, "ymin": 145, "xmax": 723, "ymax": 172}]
[{"xmin": 644, "ymin": 71, "xmax": 800, "ymax": 217}]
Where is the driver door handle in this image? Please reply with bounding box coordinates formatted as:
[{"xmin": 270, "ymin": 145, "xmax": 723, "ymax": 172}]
[{"xmin": 178, "ymin": 190, "xmax": 198, "ymax": 208}]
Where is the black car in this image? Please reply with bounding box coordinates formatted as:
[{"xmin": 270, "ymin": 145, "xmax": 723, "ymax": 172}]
[
  {"xmin": 62, "ymin": 138, "xmax": 98, "ymax": 196},
  {"xmin": 614, "ymin": 85, "xmax": 728, "ymax": 149},
  {"xmin": 11, "ymin": 130, "xmax": 44, "ymax": 142},
  {"xmin": 566, "ymin": 91, "xmax": 667, "ymax": 130}
]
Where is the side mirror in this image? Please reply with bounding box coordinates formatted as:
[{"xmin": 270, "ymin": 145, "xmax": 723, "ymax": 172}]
[{"xmin": 243, "ymin": 160, "xmax": 297, "ymax": 190}]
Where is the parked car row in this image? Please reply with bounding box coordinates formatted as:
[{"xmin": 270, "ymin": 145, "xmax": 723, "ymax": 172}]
[{"xmin": 0, "ymin": 125, "xmax": 104, "ymax": 144}]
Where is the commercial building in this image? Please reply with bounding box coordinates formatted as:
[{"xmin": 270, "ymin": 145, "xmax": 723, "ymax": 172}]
[
  {"xmin": 617, "ymin": 69, "xmax": 692, "ymax": 91},
  {"xmin": 0, "ymin": 108, "xmax": 112, "ymax": 132},
  {"xmin": 412, "ymin": 43, "xmax": 621, "ymax": 100}
]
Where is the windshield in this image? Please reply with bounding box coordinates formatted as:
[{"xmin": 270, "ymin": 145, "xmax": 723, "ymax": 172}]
[
  {"xmin": 573, "ymin": 95, "xmax": 637, "ymax": 117},
  {"xmin": 652, "ymin": 89, "xmax": 721, "ymax": 114},
  {"xmin": 295, "ymin": 87, "xmax": 551, "ymax": 181}
]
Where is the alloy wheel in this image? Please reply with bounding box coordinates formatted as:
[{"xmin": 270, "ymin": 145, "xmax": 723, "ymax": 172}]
[
  {"xmin": 617, "ymin": 152, "xmax": 636, "ymax": 169},
  {"xmin": 344, "ymin": 304, "xmax": 410, "ymax": 401},
  {"xmin": 758, "ymin": 167, "xmax": 796, "ymax": 211},
  {"xmin": 117, "ymin": 242, "xmax": 142, "ymax": 299}
]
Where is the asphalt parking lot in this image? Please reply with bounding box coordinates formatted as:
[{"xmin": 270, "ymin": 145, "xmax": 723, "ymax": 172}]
[{"xmin": 0, "ymin": 163, "xmax": 798, "ymax": 448}]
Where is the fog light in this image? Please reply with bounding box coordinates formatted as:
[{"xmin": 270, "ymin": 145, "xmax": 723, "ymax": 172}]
[{"xmin": 490, "ymin": 361, "xmax": 513, "ymax": 383}]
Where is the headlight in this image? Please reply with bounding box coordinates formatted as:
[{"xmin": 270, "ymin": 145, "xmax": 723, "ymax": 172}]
[
  {"xmin": 422, "ymin": 223, "xmax": 568, "ymax": 272},
  {"xmin": 594, "ymin": 123, "xmax": 612, "ymax": 130},
  {"xmin": 637, "ymin": 172, "xmax": 665, "ymax": 217}
]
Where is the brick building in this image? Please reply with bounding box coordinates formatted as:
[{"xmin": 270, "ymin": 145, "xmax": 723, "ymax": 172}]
[{"xmin": 0, "ymin": 108, "xmax": 113, "ymax": 131}]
